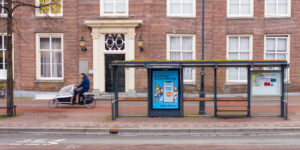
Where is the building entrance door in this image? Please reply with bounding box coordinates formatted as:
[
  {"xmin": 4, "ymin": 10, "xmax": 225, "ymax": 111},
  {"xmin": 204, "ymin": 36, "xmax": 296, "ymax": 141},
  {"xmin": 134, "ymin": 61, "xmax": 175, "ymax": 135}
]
[{"xmin": 105, "ymin": 54, "xmax": 125, "ymax": 92}]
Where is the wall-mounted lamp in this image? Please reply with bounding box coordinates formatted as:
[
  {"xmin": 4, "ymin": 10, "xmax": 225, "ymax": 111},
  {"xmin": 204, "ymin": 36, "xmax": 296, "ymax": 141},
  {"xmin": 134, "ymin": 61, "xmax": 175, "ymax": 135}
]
[
  {"xmin": 137, "ymin": 36, "xmax": 144, "ymax": 52},
  {"xmin": 80, "ymin": 36, "xmax": 87, "ymax": 52}
]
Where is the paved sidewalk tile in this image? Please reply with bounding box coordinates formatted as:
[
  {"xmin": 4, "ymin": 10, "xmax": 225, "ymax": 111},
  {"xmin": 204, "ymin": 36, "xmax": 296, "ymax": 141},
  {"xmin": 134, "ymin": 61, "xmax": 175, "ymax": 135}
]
[{"xmin": 0, "ymin": 97, "xmax": 300, "ymax": 129}]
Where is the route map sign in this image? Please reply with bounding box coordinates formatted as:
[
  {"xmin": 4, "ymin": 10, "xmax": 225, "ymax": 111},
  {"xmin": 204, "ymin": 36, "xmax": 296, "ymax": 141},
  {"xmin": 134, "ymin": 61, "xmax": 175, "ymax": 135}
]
[{"xmin": 251, "ymin": 71, "xmax": 281, "ymax": 96}]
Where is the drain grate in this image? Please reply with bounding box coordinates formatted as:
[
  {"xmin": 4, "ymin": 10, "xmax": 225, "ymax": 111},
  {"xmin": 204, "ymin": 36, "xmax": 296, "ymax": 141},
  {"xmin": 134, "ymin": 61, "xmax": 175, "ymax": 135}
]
[{"xmin": 109, "ymin": 127, "xmax": 120, "ymax": 135}]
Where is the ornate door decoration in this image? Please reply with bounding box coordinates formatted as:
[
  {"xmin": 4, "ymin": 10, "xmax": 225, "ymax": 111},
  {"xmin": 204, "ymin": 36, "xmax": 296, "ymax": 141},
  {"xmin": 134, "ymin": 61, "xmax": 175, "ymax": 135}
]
[{"xmin": 105, "ymin": 34, "xmax": 125, "ymax": 51}]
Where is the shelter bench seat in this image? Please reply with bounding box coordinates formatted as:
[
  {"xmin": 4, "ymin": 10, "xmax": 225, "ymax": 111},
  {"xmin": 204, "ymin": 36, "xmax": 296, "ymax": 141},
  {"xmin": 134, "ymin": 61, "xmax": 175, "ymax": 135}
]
[{"xmin": 117, "ymin": 97, "xmax": 247, "ymax": 102}]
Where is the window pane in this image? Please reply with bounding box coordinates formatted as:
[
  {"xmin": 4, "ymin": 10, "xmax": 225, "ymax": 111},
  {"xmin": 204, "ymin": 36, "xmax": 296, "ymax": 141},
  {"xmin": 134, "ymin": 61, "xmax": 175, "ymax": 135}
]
[
  {"xmin": 266, "ymin": 3, "xmax": 276, "ymax": 14},
  {"xmin": 116, "ymin": 0, "xmax": 126, "ymax": 13},
  {"xmin": 266, "ymin": 38, "xmax": 276, "ymax": 52},
  {"xmin": 228, "ymin": 52, "xmax": 238, "ymax": 60},
  {"xmin": 277, "ymin": 38, "xmax": 287, "ymax": 52},
  {"xmin": 182, "ymin": 3, "xmax": 193, "ymax": 14},
  {"xmin": 278, "ymin": 3, "xmax": 287, "ymax": 14},
  {"xmin": 51, "ymin": 3, "xmax": 61, "ymax": 14},
  {"xmin": 228, "ymin": 68, "xmax": 238, "ymax": 80},
  {"xmin": 266, "ymin": 53, "xmax": 275, "ymax": 60},
  {"xmin": 0, "ymin": 50, "xmax": 3, "ymax": 65},
  {"xmin": 278, "ymin": 0, "xmax": 288, "ymax": 4},
  {"xmin": 277, "ymin": 53, "xmax": 286, "ymax": 60},
  {"xmin": 240, "ymin": 37, "xmax": 249, "ymax": 51},
  {"xmin": 182, "ymin": 52, "xmax": 193, "ymax": 60},
  {"xmin": 182, "ymin": 37, "xmax": 193, "ymax": 50},
  {"xmin": 240, "ymin": 52, "xmax": 249, "ymax": 60},
  {"xmin": 170, "ymin": 37, "xmax": 180, "ymax": 50},
  {"xmin": 3, "ymin": 36, "xmax": 6, "ymax": 49},
  {"xmin": 40, "ymin": 0, "xmax": 50, "ymax": 14},
  {"xmin": 239, "ymin": 68, "xmax": 247, "ymax": 80},
  {"xmin": 170, "ymin": 3, "xmax": 180, "ymax": 14},
  {"xmin": 40, "ymin": 38, "xmax": 50, "ymax": 49},
  {"xmin": 170, "ymin": 52, "xmax": 181, "ymax": 61},
  {"xmin": 104, "ymin": 0, "xmax": 114, "ymax": 13},
  {"xmin": 41, "ymin": 51, "xmax": 50, "ymax": 63},
  {"xmin": 184, "ymin": 68, "xmax": 192, "ymax": 80},
  {"xmin": 3, "ymin": 4, "xmax": 7, "ymax": 14},
  {"xmin": 40, "ymin": 51, "xmax": 51, "ymax": 78},
  {"xmin": 52, "ymin": 51, "xmax": 62, "ymax": 64},
  {"xmin": 52, "ymin": 37, "xmax": 61, "ymax": 49},
  {"xmin": 0, "ymin": 36, "xmax": 2, "ymax": 49},
  {"xmin": 229, "ymin": 4, "xmax": 239, "ymax": 14},
  {"xmin": 52, "ymin": 63, "xmax": 62, "ymax": 78},
  {"xmin": 241, "ymin": 4, "xmax": 250, "ymax": 14},
  {"xmin": 229, "ymin": 37, "xmax": 238, "ymax": 51}
]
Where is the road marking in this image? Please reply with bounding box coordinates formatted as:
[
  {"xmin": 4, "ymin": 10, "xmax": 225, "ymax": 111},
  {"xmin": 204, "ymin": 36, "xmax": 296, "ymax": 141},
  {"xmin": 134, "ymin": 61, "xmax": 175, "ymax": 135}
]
[{"xmin": 10, "ymin": 138, "xmax": 66, "ymax": 146}]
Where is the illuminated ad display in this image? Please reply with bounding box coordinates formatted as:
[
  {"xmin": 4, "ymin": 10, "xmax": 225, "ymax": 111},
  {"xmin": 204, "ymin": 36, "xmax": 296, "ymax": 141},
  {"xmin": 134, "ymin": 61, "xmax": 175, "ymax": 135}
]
[{"xmin": 152, "ymin": 70, "xmax": 179, "ymax": 109}]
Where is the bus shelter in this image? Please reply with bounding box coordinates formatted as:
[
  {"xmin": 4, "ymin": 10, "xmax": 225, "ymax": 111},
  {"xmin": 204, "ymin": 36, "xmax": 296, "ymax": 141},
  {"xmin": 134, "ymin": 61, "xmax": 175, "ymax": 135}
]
[{"xmin": 110, "ymin": 60, "xmax": 289, "ymax": 120}]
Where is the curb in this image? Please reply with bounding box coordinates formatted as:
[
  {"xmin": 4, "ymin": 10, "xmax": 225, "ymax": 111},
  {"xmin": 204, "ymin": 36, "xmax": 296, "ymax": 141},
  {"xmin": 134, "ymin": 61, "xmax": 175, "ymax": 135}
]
[{"xmin": 1, "ymin": 127, "xmax": 300, "ymax": 135}]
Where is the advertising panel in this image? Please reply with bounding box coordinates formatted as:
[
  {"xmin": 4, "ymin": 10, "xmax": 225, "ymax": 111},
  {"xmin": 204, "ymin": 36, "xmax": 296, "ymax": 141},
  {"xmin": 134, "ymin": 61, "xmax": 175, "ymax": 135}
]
[
  {"xmin": 251, "ymin": 71, "xmax": 281, "ymax": 96},
  {"xmin": 152, "ymin": 70, "xmax": 179, "ymax": 109}
]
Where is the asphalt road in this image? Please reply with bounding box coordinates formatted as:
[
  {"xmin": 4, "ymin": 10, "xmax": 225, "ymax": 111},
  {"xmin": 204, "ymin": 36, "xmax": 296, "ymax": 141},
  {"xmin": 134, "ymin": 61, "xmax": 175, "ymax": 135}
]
[{"xmin": 1, "ymin": 131, "xmax": 300, "ymax": 150}]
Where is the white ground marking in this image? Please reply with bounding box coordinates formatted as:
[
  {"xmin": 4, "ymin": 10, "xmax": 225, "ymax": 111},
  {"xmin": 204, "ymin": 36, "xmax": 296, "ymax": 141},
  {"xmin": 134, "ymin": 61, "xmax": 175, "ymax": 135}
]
[{"xmin": 10, "ymin": 138, "xmax": 66, "ymax": 146}]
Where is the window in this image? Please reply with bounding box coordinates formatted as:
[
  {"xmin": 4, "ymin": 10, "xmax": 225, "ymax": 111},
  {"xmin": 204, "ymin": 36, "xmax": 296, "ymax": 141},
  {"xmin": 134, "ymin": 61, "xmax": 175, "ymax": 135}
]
[
  {"xmin": 227, "ymin": 35, "xmax": 253, "ymax": 82},
  {"xmin": 265, "ymin": 35, "xmax": 290, "ymax": 80},
  {"xmin": 36, "ymin": 34, "xmax": 63, "ymax": 80},
  {"xmin": 36, "ymin": 0, "xmax": 63, "ymax": 16},
  {"xmin": 167, "ymin": 0, "xmax": 196, "ymax": 17},
  {"xmin": 227, "ymin": 0, "xmax": 253, "ymax": 18},
  {"xmin": 0, "ymin": 34, "xmax": 7, "ymax": 79},
  {"xmin": 100, "ymin": 0, "xmax": 128, "ymax": 17},
  {"xmin": 0, "ymin": 0, "xmax": 7, "ymax": 17},
  {"xmin": 167, "ymin": 35, "xmax": 196, "ymax": 83},
  {"xmin": 105, "ymin": 34, "xmax": 125, "ymax": 51},
  {"xmin": 265, "ymin": 0, "xmax": 291, "ymax": 17}
]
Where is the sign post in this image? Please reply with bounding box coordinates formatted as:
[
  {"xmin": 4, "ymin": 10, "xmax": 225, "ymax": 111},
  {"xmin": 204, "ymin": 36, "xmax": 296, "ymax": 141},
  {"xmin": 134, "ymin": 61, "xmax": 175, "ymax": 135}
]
[{"xmin": 147, "ymin": 65, "xmax": 183, "ymax": 117}]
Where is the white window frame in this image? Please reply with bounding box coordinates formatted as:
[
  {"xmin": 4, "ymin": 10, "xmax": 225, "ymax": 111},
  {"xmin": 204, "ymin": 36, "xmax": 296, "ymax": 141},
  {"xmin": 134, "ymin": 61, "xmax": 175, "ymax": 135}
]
[
  {"xmin": 0, "ymin": 0, "xmax": 7, "ymax": 17},
  {"xmin": 227, "ymin": 0, "xmax": 254, "ymax": 18},
  {"xmin": 100, "ymin": 0, "xmax": 129, "ymax": 17},
  {"xmin": 265, "ymin": 0, "xmax": 291, "ymax": 18},
  {"xmin": 36, "ymin": 33, "xmax": 64, "ymax": 81},
  {"xmin": 226, "ymin": 35, "xmax": 253, "ymax": 83},
  {"xmin": 264, "ymin": 34, "xmax": 290, "ymax": 81},
  {"xmin": 166, "ymin": 34, "xmax": 196, "ymax": 84},
  {"xmin": 35, "ymin": 0, "xmax": 63, "ymax": 17},
  {"xmin": 167, "ymin": 0, "xmax": 196, "ymax": 18}
]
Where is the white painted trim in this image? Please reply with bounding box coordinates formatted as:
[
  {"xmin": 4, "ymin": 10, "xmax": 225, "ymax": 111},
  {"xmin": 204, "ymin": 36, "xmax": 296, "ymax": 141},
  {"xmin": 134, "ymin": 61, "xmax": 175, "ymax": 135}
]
[
  {"xmin": 227, "ymin": 0, "xmax": 254, "ymax": 18},
  {"xmin": 264, "ymin": 34, "xmax": 290, "ymax": 81},
  {"xmin": 226, "ymin": 34, "xmax": 253, "ymax": 83},
  {"xmin": 35, "ymin": 0, "xmax": 64, "ymax": 17},
  {"xmin": 100, "ymin": 0, "xmax": 129, "ymax": 17},
  {"xmin": 166, "ymin": 34, "xmax": 196, "ymax": 84},
  {"xmin": 166, "ymin": 0, "xmax": 196, "ymax": 18},
  {"xmin": 264, "ymin": 0, "xmax": 291, "ymax": 18},
  {"xmin": 36, "ymin": 33, "xmax": 64, "ymax": 81},
  {"xmin": 86, "ymin": 20, "xmax": 142, "ymax": 93}
]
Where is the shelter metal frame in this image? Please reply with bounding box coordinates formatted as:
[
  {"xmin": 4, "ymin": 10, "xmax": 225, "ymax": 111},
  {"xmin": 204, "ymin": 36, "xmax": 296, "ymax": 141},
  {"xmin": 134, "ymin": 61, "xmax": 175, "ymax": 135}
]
[{"xmin": 110, "ymin": 61, "xmax": 289, "ymax": 120}]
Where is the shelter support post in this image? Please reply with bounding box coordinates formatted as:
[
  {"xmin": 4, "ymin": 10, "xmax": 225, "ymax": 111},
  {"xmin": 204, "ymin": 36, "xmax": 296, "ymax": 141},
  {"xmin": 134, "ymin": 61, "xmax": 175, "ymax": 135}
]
[
  {"xmin": 199, "ymin": 68, "xmax": 206, "ymax": 115},
  {"xmin": 180, "ymin": 65, "xmax": 184, "ymax": 116},
  {"xmin": 281, "ymin": 66, "xmax": 285, "ymax": 118},
  {"xmin": 214, "ymin": 65, "xmax": 217, "ymax": 117},
  {"xmin": 113, "ymin": 66, "xmax": 119, "ymax": 119},
  {"xmin": 247, "ymin": 66, "xmax": 251, "ymax": 117}
]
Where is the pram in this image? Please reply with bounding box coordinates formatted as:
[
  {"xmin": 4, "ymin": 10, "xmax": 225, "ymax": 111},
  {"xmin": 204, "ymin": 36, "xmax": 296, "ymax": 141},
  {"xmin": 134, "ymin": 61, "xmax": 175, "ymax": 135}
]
[{"xmin": 48, "ymin": 85, "xmax": 96, "ymax": 109}]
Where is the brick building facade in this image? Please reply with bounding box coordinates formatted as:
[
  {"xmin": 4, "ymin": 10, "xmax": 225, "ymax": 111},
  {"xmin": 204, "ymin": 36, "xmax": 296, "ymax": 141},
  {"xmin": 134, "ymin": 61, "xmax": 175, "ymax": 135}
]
[{"xmin": 0, "ymin": 0, "xmax": 299, "ymax": 97}]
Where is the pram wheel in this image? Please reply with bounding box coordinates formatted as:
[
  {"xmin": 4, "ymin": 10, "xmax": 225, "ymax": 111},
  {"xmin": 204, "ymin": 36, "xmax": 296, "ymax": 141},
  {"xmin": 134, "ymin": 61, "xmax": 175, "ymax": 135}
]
[
  {"xmin": 48, "ymin": 99, "xmax": 58, "ymax": 108},
  {"xmin": 83, "ymin": 100, "xmax": 96, "ymax": 109}
]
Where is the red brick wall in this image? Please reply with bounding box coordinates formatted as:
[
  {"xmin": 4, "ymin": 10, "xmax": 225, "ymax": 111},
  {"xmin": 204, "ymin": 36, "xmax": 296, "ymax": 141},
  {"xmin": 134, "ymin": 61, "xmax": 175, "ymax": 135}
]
[{"xmin": 0, "ymin": 0, "xmax": 299, "ymax": 94}]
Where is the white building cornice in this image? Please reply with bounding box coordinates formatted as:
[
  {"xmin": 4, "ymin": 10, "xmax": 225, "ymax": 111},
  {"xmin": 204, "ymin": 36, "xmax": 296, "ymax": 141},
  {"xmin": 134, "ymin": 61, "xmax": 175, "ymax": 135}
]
[{"xmin": 85, "ymin": 20, "xmax": 143, "ymax": 28}]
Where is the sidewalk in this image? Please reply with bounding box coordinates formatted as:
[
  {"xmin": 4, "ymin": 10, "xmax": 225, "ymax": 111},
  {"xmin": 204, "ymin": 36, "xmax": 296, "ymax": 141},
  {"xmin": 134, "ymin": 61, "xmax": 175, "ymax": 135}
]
[{"xmin": 0, "ymin": 97, "xmax": 300, "ymax": 131}]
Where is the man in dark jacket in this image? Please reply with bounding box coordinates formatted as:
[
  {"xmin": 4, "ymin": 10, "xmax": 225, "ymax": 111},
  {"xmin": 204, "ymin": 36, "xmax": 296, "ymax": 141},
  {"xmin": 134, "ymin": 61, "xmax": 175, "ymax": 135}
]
[{"xmin": 75, "ymin": 73, "xmax": 90, "ymax": 104}]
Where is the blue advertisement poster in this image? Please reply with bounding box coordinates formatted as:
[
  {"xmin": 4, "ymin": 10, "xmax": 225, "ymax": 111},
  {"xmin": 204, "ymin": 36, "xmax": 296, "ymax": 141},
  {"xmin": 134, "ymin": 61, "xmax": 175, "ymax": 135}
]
[{"xmin": 152, "ymin": 70, "xmax": 179, "ymax": 109}]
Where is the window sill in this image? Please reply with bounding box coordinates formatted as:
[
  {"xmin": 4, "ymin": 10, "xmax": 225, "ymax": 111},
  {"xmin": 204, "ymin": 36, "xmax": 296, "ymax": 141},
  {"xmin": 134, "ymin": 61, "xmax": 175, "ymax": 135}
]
[
  {"xmin": 184, "ymin": 81, "xmax": 196, "ymax": 85},
  {"xmin": 264, "ymin": 16, "xmax": 291, "ymax": 19},
  {"xmin": 226, "ymin": 82, "xmax": 247, "ymax": 86},
  {"xmin": 99, "ymin": 15, "xmax": 129, "ymax": 19},
  {"xmin": 227, "ymin": 16, "xmax": 254, "ymax": 20},
  {"xmin": 167, "ymin": 15, "xmax": 196, "ymax": 19},
  {"xmin": 35, "ymin": 15, "xmax": 64, "ymax": 19},
  {"xmin": 35, "ymin": 79, "xmax": 64, "ymax": 83}
]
